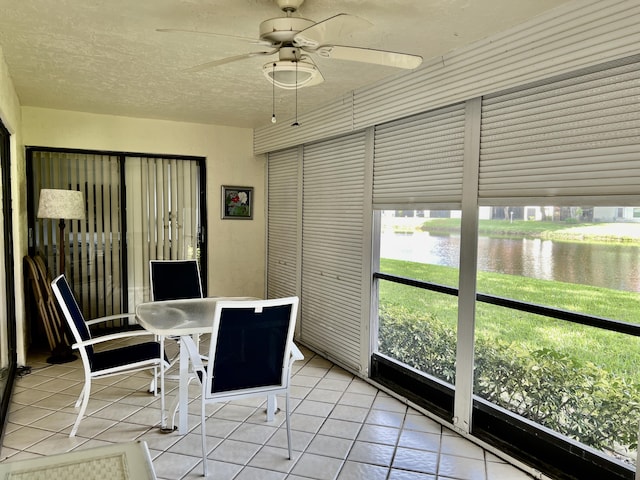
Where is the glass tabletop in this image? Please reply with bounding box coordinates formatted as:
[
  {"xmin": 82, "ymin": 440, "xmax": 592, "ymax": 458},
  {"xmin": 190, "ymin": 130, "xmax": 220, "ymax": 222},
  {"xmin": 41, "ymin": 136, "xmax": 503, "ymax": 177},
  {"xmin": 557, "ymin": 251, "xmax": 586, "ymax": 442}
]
[{"xmin": 135, "ymin": 297, "xmax": 256, "ymax": 335}]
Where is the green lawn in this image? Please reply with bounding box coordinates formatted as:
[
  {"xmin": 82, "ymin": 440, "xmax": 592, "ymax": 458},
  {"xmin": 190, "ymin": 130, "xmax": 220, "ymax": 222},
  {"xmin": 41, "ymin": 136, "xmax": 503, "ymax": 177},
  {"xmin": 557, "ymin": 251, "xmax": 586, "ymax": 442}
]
[{"xmin": 379, "ymin": 258, "xmax": 640, "ymax": 382}]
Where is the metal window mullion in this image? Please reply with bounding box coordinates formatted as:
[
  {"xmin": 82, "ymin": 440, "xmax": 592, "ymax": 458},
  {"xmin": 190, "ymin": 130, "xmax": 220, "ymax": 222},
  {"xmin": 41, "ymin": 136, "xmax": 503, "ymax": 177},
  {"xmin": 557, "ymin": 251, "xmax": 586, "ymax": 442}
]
[{"xmin": 454, "ymin": 97, "xmax": 482, "ymax": 436}]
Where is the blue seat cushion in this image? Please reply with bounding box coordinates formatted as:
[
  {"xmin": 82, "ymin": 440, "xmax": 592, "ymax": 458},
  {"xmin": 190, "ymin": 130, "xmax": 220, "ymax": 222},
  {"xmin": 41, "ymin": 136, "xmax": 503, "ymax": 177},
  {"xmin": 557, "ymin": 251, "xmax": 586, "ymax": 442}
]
[{"xmin": 91, "ymin": 342, "xmax": 163, "ymax": 372}]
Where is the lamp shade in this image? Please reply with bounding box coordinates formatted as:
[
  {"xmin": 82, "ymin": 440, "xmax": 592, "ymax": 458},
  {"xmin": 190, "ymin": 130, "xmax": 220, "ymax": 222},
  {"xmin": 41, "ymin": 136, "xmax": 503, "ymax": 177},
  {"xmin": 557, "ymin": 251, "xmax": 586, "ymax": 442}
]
[{"xmin": 37, "ymin": 189, "xmax": 85, "ymax": 220}]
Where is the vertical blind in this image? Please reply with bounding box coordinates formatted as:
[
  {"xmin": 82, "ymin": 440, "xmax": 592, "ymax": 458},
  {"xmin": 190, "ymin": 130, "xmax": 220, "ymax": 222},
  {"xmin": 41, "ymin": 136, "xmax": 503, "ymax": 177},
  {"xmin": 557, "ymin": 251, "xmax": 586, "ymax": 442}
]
[
  {"xmin": 32, "ymin": 152, "xmax": 122, "ymax": 319},
  {"xmin": 479, "ymin": 55, "xmax": 640, "ymax": 201},
  {"xmin": 301, "ymin": 132, "xmax": 366, "ymax": 371},
  {"xmin": 267, "ymin": 148, "xmax": 300, "ymax": 300},
  {"xmin": 373, "ymin": 103, "xmax": 466, "ymax": 207},
  {"xmin": 125, "ymin": 157, "xmax": 201, "ymax": 310}
]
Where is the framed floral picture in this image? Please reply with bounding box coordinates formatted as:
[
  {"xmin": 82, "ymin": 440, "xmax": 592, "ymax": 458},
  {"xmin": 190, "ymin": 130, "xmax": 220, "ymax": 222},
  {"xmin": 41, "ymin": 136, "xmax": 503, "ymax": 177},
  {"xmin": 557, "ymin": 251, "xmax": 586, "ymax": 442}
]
[{"xmin": 222, "ymin": 185, "xmax": 253, "ymax": 219}]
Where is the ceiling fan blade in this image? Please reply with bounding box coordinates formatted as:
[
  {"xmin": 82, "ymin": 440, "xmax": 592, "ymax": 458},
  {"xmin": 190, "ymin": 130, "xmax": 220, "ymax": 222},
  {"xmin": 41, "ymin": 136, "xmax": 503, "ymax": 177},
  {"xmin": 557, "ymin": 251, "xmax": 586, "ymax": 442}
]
[
  {"xmin": 293, "ymin": 14, "xmax": 372, "ymax": 48},
  {"xmin": 157, "ymin": 28, "xmax": 270, "ymax": 46},
  {"xmin": 314, "ymin": 45, "xmax": 422, "ymax": 69},
  {"xmin": 186, "ymin": 49, "xmax": 277, "ymax": 72}
]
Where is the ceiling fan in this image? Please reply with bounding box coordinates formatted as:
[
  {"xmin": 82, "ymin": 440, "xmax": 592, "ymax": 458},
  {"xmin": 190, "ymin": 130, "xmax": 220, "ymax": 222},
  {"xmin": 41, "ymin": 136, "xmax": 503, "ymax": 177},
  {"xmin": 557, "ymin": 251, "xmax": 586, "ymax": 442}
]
[{"xmin": 159, "ymin": 0, "xmax": 423, "ymax": 90}]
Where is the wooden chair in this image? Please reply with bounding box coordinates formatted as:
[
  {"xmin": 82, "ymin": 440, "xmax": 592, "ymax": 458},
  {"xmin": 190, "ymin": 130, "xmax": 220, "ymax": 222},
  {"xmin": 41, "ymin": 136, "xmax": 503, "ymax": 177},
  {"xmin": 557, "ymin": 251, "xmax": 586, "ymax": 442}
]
[{"xmin": 24, "ymin": 255, "xmax": 75, "ymax": 362}]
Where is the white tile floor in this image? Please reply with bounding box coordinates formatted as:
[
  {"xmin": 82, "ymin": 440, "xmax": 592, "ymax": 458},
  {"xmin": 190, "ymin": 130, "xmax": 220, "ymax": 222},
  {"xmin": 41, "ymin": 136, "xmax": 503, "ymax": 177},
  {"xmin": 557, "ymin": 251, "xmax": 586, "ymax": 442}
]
[{"xmin": 1, "ymin": 338, "xmax": 537, "ymax": 480}]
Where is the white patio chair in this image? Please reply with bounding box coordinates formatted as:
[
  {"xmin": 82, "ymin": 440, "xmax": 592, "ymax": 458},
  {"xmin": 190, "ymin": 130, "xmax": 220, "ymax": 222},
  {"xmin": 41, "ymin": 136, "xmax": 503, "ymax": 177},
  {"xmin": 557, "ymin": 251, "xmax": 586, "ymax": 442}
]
[
  {"xmin": 182, "ymin": 296, "xmax": 303, "ymax": 476},
  {"xmin": 51, "ymin": 274, "xmax": 169, "ymax": 437}
]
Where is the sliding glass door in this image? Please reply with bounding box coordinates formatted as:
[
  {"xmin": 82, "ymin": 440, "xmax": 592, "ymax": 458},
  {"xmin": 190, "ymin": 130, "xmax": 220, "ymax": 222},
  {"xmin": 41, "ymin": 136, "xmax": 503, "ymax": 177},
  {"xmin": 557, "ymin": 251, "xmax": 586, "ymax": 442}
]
[
  {"xmin": 27, "ymin": 148, "xmax": 206, "ymax": 324},
  {"xmin": 125, "ymin": 156, "xmax": 203, "ymax": 310}
]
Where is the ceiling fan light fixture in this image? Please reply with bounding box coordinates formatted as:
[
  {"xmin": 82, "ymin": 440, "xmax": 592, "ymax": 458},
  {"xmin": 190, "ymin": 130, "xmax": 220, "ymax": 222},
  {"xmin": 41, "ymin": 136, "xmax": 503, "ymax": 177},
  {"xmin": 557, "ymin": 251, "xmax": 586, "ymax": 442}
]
[{"xmin": 262, "ymin": 60, "xmax": 323, "ymax": 90}]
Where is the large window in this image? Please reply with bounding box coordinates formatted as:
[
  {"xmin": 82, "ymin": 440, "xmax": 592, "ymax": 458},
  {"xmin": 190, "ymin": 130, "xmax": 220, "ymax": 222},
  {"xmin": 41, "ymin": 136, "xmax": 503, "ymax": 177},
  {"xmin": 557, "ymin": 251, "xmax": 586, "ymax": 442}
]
[
  {"xmin": 372, "ymin": 204, "xmax": 640, "ymax": 474},
  {"xmin": 473, "ymin": 206, "xmax": 640, "ymax": 466},
  {"xmin": 376, "ymin": 209, "xmax": 461, "ymax": 386}
]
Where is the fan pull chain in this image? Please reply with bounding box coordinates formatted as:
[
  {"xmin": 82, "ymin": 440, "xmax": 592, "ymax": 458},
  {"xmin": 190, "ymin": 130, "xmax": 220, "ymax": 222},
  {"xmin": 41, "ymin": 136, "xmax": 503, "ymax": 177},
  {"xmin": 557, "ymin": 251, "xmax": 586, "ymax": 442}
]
[
  {"xmin": 271, "ymin": 63, "xmax": 277, "ymax": 123},
  {"xmin": 292, "ymin": 60, "xmax": 300, "ymax": 127}
]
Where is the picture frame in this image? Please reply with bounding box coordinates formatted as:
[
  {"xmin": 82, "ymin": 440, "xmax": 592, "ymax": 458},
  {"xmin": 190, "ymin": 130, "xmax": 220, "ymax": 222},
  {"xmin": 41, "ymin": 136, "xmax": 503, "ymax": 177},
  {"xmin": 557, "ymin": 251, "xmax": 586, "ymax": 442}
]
[{"xmin": 221, "ymin": 185, "xmax": 253, "ymax": 220}]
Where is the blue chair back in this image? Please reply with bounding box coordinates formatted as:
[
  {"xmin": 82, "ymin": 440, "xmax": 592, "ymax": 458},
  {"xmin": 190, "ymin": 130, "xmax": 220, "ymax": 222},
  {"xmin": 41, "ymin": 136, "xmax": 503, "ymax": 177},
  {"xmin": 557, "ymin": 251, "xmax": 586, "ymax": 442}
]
[
  {"xmin": 150, "ymin": 260, "xmax": 203, "ymax": 301},
  {"xmin": 209, "ymin": 301, "xmax": 295, "ymax": 394},
  {"xmin": 51, "ymin": 275, "xmax": 94, "ymax": 361}
]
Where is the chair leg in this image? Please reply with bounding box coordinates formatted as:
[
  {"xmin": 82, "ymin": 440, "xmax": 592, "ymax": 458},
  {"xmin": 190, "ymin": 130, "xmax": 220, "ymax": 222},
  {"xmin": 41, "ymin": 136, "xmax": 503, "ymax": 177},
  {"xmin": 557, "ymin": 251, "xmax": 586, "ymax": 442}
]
[
  {"xmin": 70, "ymin": 379, "xmax": 91, "ymax": 437},
  {"xmin": 266, "ymin": 394, "xmax": 277, "ymax": 421},
  {"xmin": 74, "ymin": 383, "xmax": 87, "ymax": 408},
  {"xmin": 201, "ymin": 394, "xmax": 208, "ymax": 476},
  {"xmin": 160, "ymin": 337, "xmax": 166, "ymax": 429},
  {"xmin": 285, "ymin": 392, "xmax": 292, "ymax": 460},
  {"xmin": 168, "ymin": 394, "xmax": 180, "ymax": 431}
]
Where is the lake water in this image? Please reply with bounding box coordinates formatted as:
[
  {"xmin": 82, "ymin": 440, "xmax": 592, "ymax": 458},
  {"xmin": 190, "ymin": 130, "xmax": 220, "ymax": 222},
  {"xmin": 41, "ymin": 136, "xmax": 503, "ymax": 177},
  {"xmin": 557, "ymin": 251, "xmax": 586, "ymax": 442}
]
[{"xmin": 381, "ymin": 232, "xmax": 640, "ymax": 293}]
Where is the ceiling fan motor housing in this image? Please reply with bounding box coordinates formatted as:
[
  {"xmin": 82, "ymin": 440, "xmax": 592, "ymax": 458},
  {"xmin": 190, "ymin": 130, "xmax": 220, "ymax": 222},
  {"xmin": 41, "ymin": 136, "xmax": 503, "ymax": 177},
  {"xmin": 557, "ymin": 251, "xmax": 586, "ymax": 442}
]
[{"xmin": 259, "ymin": 17, "xmax": 314, "ymax": 44}]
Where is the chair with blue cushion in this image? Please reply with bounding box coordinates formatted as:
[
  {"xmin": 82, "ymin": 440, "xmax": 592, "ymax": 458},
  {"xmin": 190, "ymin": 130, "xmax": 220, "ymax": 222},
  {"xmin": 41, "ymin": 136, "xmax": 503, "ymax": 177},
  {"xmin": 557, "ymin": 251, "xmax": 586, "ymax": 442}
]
[
  {"xmin": 149, "ymin": 259, "xmax": 203, "ymax": 302},
  {"xmin": 149, "ymin": 258, "xmax": 204, "ymax": 365},
  {"xmin": 182, "ymin": 296, "xmax": 303, "ymax": 477},
  {"xmin": 51, "ymin": 274, "xmax": 169, "ymax": 437}
]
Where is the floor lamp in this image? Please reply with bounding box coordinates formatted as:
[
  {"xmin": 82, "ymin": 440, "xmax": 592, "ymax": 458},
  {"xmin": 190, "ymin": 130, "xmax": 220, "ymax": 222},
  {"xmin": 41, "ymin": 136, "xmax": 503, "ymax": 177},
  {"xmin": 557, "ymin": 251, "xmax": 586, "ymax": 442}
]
[
  {"xmin": 37, "ymin": 188, "xmax": 85, "ymax": 276},
  {"xmin": 36, "ymin": 189, "xmax": 85, "ymax": 363}
]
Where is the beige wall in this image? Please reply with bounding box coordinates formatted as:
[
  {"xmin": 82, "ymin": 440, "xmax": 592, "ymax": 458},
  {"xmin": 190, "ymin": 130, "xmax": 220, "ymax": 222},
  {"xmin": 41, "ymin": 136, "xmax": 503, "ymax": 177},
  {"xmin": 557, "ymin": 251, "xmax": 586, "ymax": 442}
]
[
  {"xmin": 0, "ymin": 47, "xmax": 27, "ymax": 365},
  {"xmin": 22, "ymin": 106, "xmax": 266, "ymax": 305}
]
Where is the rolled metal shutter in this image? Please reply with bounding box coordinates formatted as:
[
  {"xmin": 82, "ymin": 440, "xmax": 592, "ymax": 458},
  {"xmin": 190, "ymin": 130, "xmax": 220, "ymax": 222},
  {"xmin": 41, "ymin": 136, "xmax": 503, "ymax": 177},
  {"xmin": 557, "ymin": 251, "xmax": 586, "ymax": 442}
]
[
  {"xmin": 267, "ymin": 148, "xmax": 300, "ymax": 299},
  {"xmin": 373, "ymin": 103, "xmax": 466, "ymax": 207},
  {"xmin": 479, "ymin": 55, "xmax": 640, "ymax": 202},
  {"xmin": 301, "ymin": 132, "xmax": 366, "ymax": 371}
]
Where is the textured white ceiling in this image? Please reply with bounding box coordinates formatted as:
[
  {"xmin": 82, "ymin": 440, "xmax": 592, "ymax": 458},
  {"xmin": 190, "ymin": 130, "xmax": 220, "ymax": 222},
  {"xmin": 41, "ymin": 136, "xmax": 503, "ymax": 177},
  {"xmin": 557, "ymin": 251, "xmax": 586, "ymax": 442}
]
[{"xmin": 0, "ymin": 0, "xmax": 573, "ymax": 128}]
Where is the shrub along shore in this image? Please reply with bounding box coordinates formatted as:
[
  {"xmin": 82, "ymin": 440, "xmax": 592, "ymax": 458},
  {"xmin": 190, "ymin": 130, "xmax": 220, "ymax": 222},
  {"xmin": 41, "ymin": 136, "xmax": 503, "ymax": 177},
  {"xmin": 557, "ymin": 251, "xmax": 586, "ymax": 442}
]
[{"xmin": 378, "ymin": 257, "xmax": 640, "ymax": 460}]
